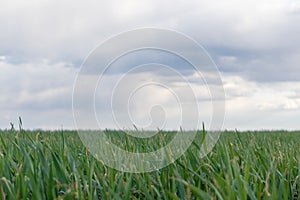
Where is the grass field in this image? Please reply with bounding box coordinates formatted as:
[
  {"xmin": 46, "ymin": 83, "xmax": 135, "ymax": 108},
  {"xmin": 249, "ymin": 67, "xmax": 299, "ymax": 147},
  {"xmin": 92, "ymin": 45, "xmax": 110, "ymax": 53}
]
[{"xmin": 0, "ymin": 125, "xmax": 299, "ymax": 199}]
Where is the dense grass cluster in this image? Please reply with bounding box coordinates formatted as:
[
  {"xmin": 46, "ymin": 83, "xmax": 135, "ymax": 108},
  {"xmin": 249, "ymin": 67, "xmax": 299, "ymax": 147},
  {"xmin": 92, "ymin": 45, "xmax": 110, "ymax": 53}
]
[{"xmin": 0, "ymin": 127, "xmax": 299, "ymax": 199}]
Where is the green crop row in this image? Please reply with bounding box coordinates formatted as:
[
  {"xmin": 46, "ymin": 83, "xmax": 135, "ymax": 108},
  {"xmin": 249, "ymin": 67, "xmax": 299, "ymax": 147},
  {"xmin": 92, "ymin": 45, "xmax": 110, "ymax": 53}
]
[{"xmin": 0, "ymin": 127, "xmax": 299, "ymax": 199}]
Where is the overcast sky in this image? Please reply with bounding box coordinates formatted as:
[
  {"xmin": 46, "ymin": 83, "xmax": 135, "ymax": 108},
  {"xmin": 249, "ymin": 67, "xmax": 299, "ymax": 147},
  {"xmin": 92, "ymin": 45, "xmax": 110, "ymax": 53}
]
[{"xmin": 1, "ymin": 0, "xmax": 300, "ymax": 130}]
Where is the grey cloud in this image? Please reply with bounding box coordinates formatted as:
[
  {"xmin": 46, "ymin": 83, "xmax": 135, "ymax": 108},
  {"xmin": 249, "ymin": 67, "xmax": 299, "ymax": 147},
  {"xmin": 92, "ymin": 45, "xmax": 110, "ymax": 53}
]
[
  {"xmin": 1, "ymin": 0, "xmax": 299, "ymax": 84},
  {"xmin": 206, "ymin": 45, "xmax": 300, "ymax": 82},
  {"xmin": 172, "ymin": 1, "xmax": 300, "ymax": 83},
  {"xmin": 0, "ymin": 60, "xmax": 76, "ymax": 128},
  {"xmin": 1, "ymin": 0, "xmax": 300, "ymax": 129}
]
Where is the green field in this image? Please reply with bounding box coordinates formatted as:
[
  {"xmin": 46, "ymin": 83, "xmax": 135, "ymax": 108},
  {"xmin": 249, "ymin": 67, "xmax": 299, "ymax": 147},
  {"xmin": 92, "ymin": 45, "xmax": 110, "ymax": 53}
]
[{"xmin": 0, "ymin": 127, "xmax": 299, "ymax": 199}]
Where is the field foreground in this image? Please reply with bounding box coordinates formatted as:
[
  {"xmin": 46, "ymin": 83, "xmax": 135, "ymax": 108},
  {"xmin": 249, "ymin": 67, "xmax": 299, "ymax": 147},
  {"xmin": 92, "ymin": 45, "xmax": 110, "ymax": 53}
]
[{"xmin": 0, "ymin": 129, "xmax": 299, "ymax": 199}]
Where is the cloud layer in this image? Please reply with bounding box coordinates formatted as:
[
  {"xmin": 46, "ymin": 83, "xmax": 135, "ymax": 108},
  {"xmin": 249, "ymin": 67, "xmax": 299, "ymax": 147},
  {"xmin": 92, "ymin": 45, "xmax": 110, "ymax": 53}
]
[{"xmin": 1, "ymin": 0, "xmax": 300, "ymax": 130}]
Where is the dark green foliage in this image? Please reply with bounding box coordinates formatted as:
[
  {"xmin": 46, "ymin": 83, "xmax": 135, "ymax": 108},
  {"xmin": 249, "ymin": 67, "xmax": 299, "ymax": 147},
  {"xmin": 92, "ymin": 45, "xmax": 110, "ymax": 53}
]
[{"xmin": 0, "ymin": 129, "xmax": 299, "ymax": 199}]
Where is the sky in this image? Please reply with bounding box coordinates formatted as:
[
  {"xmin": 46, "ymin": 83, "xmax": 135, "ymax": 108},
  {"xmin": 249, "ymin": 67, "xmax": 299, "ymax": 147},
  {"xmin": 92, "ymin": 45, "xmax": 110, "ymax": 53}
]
[{"xmin": 0, "ymin": 0, "xmax": 300, "ymax": 130}]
